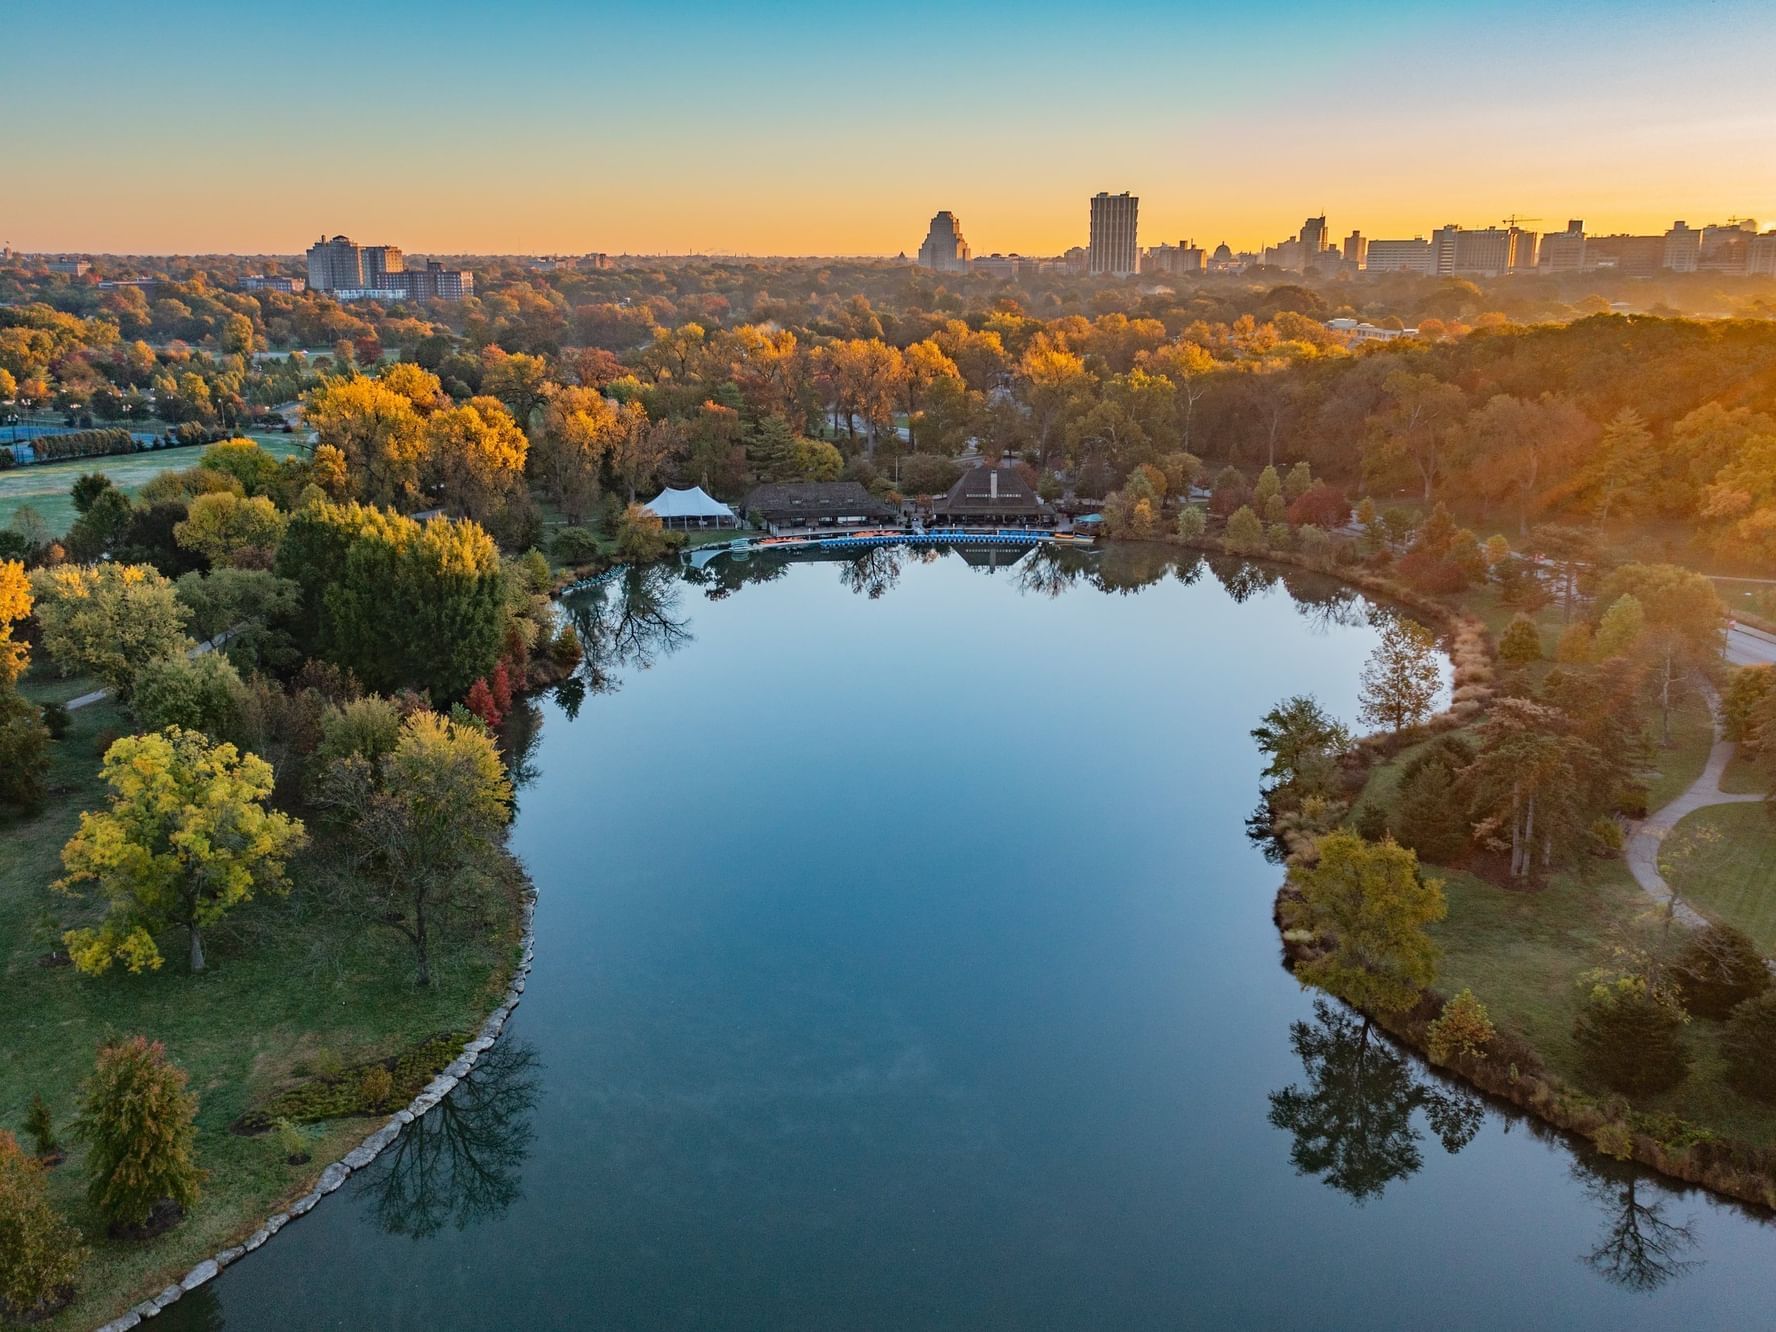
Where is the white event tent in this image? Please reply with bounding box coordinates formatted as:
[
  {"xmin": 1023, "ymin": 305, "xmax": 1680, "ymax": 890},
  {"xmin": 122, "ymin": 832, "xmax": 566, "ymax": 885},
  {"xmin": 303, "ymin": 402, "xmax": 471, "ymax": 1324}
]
[{"xmin": 642, "ymin": 485, "xmax": 740, "ymax": 530}]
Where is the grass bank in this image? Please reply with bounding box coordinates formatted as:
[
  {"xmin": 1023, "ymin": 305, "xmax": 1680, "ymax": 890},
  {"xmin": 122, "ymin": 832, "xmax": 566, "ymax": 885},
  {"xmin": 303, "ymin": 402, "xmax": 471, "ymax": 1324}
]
[
  {"xmin": 1659, "ymin": 802, "xmax": 1776, "ymax": 954},
  {"xmin": 0, "ymin": 704, "xmax": 525, "ymax": 1328}
]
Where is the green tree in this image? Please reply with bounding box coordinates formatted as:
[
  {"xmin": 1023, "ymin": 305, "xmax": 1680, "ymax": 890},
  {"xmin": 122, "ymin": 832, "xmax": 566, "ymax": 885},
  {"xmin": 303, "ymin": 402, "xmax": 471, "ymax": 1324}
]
[
  {"xmin": 1723, "ymin": 990, "xmax": 1776, "ymax": 1101},
  {"xmin": 318, "ymin": 711, "xmax": 513, "ymax": 986},
  {"xmin": 1176, "ymin": 505, "xmax": 1207, "ymax": 541},
  {"xmin": 1591, "ymin": 593, "xmax": 1646, "ymax": 660},
  {"xmin": 1574, "ymin": 976, "xmax": 1689, "ymax": 1095},
  {"xmin": 1425, "ymin": 989, "xmax": 1495, "ymax": 1064},
  {"xmin": 56, "ymin": 727, "xmax": 306, "ymax": 974},
  {"xmin": 1357, "ymin": 618, "xmax": 1441, "ymax": 734},
  {"xmin": 28, "ymin": 563, "xmax": 193, "ymax": 695},
  {"xmin": 1224, "ymin": 505, "xmax": 1266, "ymax": 554},
  {"xmin": 1251, "ymin": 694, "xmax": 1351, "ymax": 795},
  {"xmin": 130, "ymin": 651, "xmax": 244, "ymax": 738},
  {"xmin": 0, "ymin": 1131, "xmax": 86, "ymax": 1318},
  {"xmin": 1392, "ymin": 745, "xmax": 1474, "ymax": 863},
  {"xmin": 1722, "ymin": 665, "xmax": 1775, "ymax": 742},
  {"xmin": 277, "ymin": 500, "xmax": 506, "ymax": 700},
  {"xmin": 614, "ymin": 502, "xmax": 672, "ymax": 563},
  {"xmin": 1293, "ymin": 831, "xmax": 1446, "ymax": 1013},
  {"xmin": 1671, "ymin": 925, "xmax": 1769, "ymax": 1019},
  {"xmin": 1497, "ymin": 613, "xmax": 1543, "ymax": 665},
  {"xmin": 0, "ymin": 685, "xmax": 49, "ymax": 813},
  {"xmin": 73, "ymin": 1037, "xmax": 202, "ymax": 1231}
]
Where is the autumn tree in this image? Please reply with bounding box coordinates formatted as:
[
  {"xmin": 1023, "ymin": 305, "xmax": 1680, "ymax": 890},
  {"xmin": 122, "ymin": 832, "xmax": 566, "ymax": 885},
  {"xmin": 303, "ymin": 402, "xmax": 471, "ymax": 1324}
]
[
  {"xmin": 57, "ymin": 727, "xmax": 305, "ymax": 974},
  {"xmin": 318, "ymin": 711, "xmax": 513, "ymax": 986},
  {"xmin": 1466, "ymin": 697, "xmax": 1596, "ymax": 880},
  {"xmin": 28, "ymin": 563, "xmax": 192, "ymax": 695},
  {"xmin": 1364, "ymin": 372, "xmax": 1466, "ymax": 501},
  {"xmin": 74, "ymin": 1037, "xmax": 202, "ymax": 1232},
  {"xmin": 425, "ymin": 396, "xmax": 528, "ymax": 523},
  {"xmin": 0, "ymin": 1132, "xmax": 86, "ymax": 1318},
  {"xmin": 1251, "ymin": 694, "xmax": 1351, "ymax": 797},
  {"xmin": 173, "ymin": 491, "xmax": 287, "ymax": 568},
  {"xmin": 1584, "ymin": 407, "xmax": 1657, "ymax": 524},
  {"xmin": 303, "ymin": 374, "xmax": 428, "ymax": 507},
  {"xmin": 1357, "ymin": 618, "xmax": 1441, "ymax": 734},
  {"xmin": 534, "ymin": 384, "xmax": 624, "ymax": 523},
  {"xmin": 479, "ymin": 349, "xmax": 550, "ymax": 429},
  {"xmin": 1293, "ymin": 831, "xmax": 1446, "ymax": 1014}
]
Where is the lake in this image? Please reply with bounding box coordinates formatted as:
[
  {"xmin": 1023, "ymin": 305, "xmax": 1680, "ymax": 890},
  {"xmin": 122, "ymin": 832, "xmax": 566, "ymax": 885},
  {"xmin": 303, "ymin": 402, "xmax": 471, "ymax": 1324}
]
[{"xmin": 165, "ymin": 544, "xmax": 1776, "ymax": 1329}]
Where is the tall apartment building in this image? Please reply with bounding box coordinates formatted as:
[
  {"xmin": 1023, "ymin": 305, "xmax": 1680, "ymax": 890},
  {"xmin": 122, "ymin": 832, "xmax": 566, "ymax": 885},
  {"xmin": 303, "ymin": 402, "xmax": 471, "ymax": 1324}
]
[
  {"xmin": 1088, "ymin": 192, "xmax": 1139, "ymax": 276},
  {"xmin": 1664, "ymin": 221, "xmax": 1702, "ymax": 273},
  {"xmin": 306, "ymin": 235, "xmax": 364, "ymax": 290},
  {"xmin": 1700, "ymin": 220, "xmax": 1757, "ymax": 273},
  {"xmin": 1343, "ymin": 231, "xmax": 1367, "ymax": 268},
  {"xmin": 1364, "ymin": 238, "xmax": 1435, "ymax": 274},
  {"xmin": 916, "ymin": 211, "xmax": 971, "ymax": 272},
  {"xmin": 1539, "ymin": 221, "xmax": 1587, "ymax": 272},
  {"xmin": 306, "ymin": 234, "xmax": 471, "ymax": 301},
  {"xmin": 1748, "ymin": 231, "xmax": 1776, "ymax": 277},
  {"xmin": 1428, "ymin": 224, "xmax": 1536, "ymax": 276}
]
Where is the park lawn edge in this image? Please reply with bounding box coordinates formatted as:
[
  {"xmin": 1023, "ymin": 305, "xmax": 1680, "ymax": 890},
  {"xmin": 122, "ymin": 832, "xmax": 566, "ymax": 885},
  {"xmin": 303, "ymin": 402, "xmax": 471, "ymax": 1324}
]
[{"xmin": 1, "ymin": 701, "xmax": 534, "ymax": 1330}]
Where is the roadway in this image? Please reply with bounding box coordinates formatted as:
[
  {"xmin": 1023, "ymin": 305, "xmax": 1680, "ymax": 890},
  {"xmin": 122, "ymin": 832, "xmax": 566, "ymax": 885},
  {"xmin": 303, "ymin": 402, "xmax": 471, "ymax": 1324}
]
[{"xmin": 1727, "ymin": 622, "xmax": 1776, "ymax": 668}]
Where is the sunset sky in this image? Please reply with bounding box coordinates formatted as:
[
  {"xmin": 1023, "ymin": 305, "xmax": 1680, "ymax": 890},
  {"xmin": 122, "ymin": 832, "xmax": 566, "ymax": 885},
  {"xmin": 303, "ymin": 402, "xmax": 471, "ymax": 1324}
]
[{"xmin": 5, "ymin": 0, "xmax": 1772, "ymax": 256}]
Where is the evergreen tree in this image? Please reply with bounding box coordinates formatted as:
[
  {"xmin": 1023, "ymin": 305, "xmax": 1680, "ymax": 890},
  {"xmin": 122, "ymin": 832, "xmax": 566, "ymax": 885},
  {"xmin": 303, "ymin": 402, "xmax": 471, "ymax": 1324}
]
[
  {"xmin": 74, "ymin": 1038, "xmax": 202, "ymax": 1232},
  {"xmin": 1497, "ymin": 613, "xmax": 1543, "ymax": 665},
  {"xmin": 1574, "ymin": 981, "xmax": 1689, "ymax": 1095},
  {"xmin": 0, "ymin": 1132, "xmax": 86, "ymax": 1319}
]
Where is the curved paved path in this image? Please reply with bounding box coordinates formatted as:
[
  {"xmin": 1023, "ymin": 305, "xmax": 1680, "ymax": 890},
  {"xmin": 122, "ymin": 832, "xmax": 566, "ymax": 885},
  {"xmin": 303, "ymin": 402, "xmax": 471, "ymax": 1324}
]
[{"xmin": 1623, "ymin": 691, "xmax": 1762, "ymax": 928}]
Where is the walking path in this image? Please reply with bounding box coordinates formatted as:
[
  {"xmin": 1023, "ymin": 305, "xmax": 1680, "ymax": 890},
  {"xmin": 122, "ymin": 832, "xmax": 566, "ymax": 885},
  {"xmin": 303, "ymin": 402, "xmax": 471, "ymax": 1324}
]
[{"xmin": 1623, "ymin": 689, "xmax": 1763, "ymax": 928}]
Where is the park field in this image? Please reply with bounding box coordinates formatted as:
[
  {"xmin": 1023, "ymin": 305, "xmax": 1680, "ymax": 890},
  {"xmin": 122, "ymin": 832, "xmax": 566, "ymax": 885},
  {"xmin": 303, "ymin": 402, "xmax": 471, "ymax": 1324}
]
[{"xmin": 0, "ymin": 435, "xmax": 308, "ymax": 535}]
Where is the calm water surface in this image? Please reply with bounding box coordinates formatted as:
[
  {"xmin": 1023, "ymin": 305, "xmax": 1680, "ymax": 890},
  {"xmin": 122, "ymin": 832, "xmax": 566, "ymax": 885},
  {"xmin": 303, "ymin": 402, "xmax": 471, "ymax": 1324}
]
[{"xmin": 170, "ymin": 546, "xmax": 1776, "ymax": 1329}]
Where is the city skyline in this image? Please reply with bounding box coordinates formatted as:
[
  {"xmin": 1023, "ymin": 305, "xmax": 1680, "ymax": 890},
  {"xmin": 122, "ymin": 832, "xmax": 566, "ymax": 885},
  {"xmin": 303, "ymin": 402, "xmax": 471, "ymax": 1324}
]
[{"xmin": 3, "ymin": 0, "xmax": 1773, "ymax": 256}]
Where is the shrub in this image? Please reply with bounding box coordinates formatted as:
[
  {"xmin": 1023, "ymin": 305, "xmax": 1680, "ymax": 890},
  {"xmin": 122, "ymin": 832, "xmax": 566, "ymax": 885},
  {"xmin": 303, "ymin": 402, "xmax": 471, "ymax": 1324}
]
[
  {"xmin": 1723, "ymin": 991, "xmax": 1776, "ymax": 1101},
  {"xmin": 359, "ymin": 1064, "xmax": 395, "ymax": 1111},
  {"xmin": 39, "ymin": 699, "xmax": 70, "ymax": 739},
  {"xmin": 1426, "ymin": 988, "xmax": 1495, "ymax": 1063},
  {"xmin": 1224, "ymin": 505, "xmax": 1266, "ymax": 554},
  {"xmin": 1497, "ymin": 614, "xmax": 1543, "ymax": 665},
  {"xmin": 0, "ymin": 685, "xmax": 49, "ymax": 813},
  {"xmin": 1591, "ymin": 1120, "xmax": 1635, "ymax": 1161},
  {"xmin": 1673, "ymin": 925, "xmax": 1770, "ymax": 1019},
  {"xmin": 74, "ymin": 1037, "xmax": 202, "ymax": 1232},
  {"xmin": 1286, "ymin": 482, "xmax": 1349, "ymax": 529},
  {"xmin": 0, "ymin": 1132, "xmax": 86, "ymax": 1321},
  {"xmin": 23, "ymin": 1093, "xmax": 58, "ymax": 1158},
  {"xmin": 1396, "ymin": 549, "xmax": 1467, "ymax": 594},
  {"xmin": 1573, "ymin": 984, "xmax": 1689, "ymax": 1096},
  {"xmin": 273, "ymin": 1118, "xmax": 310, "ymax": 1165},
  {"xmin": 552, "ymin": 525, "xmax": 603, "ymax": 565}
]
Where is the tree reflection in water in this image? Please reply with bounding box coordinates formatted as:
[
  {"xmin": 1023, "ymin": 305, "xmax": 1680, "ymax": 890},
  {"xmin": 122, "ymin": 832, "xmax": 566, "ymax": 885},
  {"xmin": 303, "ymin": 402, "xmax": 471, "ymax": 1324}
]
[
  {"xmin": 1208, "ymin": 557, "xmax": 1282, "ymax": 604},
  {"xmin": 357, "ymin": 1039, "xmax": 543, "ymax": 1240},
  {"xmin": 1572, "ymin": 1155, "xmax": 1700, "ymax": 1292},
  {"xmin": 1267, "ymin": 999, "xmax": 1482, "ymax": 1203},
  {"xmin": 837, "ymin": 545, "xmax": 904, "ymax": 599},
  {"xmin": 1013, "ymin": 546, "xmax": 1092, "ymax": 599},
  {"xmin": 563, "ymin": 565, "xmax": 693, "ymax": 696}
]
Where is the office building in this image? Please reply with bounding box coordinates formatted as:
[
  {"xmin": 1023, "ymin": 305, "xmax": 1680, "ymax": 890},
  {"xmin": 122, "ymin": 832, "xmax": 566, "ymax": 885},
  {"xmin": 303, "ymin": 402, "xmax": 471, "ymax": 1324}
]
[
  {"xmin": 243, "ymin": 274, "xmax": 307, "ymax": 294},
  {"xmin": 1587, "ymin": 233, "xmax": 1665, "ymax": 277},
  {"xmin": 916, "ymin": 211, "xmax": 971, "ymax": 272},
  {"xmin": 1540, "ymin": 221, "xmax": 1587, "ymax": 272},
  {"xmin": 1145, "ymin": 240, "xmax": 1205, "ymax": 275},
  {"xmin": 1428, "ymin": 224, "xmax": 1535, "ymax": 276},
  {"xmin": 1088, "ymin": 192, "xmax": 1139, "ymax": 276},
  {"xmin": 1700, "ymin": 220, "xmax": 1756, "ymax": 273},
  {"xmin": 1299, "ymin": 215, "xmax": 1328, "ymax": 266},
  {"xmin": 1343, "ymin": 231, "xmax": 1367, "ymax": 268},
  {"xmin": 1364, "ymin": 238, "xmax": 1435, "ymax": 274}
]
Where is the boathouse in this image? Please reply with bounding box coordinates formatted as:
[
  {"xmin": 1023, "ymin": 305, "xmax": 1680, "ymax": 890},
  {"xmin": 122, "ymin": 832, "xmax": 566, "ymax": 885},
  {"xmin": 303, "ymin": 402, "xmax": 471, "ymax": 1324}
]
[
  {"xmin": 930, "ymin": 462, "xmax": 1052, "ymax": 528},
  {"xmin": 741, "ymin": 481, "xmax": 897, "ymax": 535}
]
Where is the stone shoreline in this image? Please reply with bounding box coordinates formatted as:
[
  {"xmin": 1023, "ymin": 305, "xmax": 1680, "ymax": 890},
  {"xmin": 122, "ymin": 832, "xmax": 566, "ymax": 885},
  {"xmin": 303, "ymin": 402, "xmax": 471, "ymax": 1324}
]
[{"xmin": 92, "ymin": 882, "xmax": 538, "ymax": 1332}]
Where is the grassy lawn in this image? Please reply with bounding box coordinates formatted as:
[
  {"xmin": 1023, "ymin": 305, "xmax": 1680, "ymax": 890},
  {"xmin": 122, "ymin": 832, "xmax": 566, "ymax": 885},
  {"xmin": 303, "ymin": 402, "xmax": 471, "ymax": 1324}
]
[
  {"xmin": 1659, "ymin": 802, "xmax": 1776, "ymax": 954},
  {"xmin": 1642, "ymin": 689, "xmax": 1716, "ymax": 812},
  {"xmin": 1431, "ymin": 858, "xmax": 1776, "ymax": 1146},
  {"xmin": 0, "ymin": 437, "xmax": 308, "ymax": 536},
  {"xmin": 1, "ymin": 703, "xmax": 520, "ymax": 1328},
  {"xmin": 1720, "ymin": 749, "xmax": 1765, "ymax": 795}
]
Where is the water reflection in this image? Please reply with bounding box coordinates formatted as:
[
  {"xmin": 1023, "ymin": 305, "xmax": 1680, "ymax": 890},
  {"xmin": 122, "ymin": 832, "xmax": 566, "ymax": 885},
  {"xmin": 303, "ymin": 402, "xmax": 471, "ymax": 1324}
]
[
  {"xmin": 1573, "ymin": 1156, "xmax": 1701, "ymax": 1292},
  {"xmin": 1267, "ymin": 1000, "xmax": 1482, "ymax": 1203},
  {"xmin": 563, "ymin": 565, "xmax": 693, "ymax": 694},
  {"xmin": 357, "ymin": 1039, "xmax": 543, "ymax": 1240},
  {"xmin": 837, "ymin": 545, "xmax": 904, "ymax": 599}
]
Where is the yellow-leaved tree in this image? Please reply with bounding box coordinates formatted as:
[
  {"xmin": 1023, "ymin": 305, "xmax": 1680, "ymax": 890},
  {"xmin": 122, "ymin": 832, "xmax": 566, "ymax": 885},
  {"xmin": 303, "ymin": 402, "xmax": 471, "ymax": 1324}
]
[
  {"xmin": 57, "ymin": 727, "xmax": 306, "ymax": 974},
  {"xmin": 0, "ymin": 558, "xmax": 30, "ymax": 685}
]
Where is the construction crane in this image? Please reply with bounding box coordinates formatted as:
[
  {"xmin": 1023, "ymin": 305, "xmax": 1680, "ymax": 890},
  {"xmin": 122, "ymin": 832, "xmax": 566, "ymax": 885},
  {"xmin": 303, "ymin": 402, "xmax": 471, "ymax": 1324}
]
[{"xmin": 1500, "ymin": 215, "xmax": 1542, "ymax": 230}]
